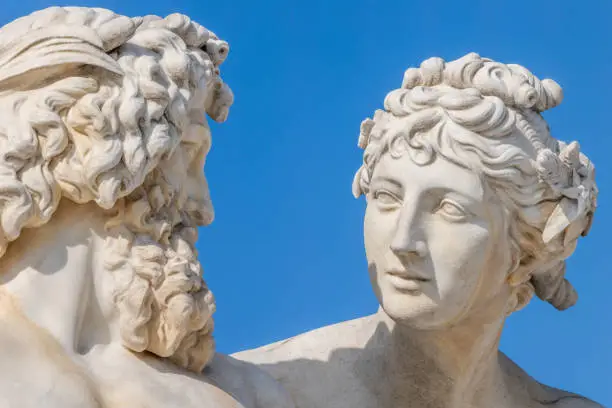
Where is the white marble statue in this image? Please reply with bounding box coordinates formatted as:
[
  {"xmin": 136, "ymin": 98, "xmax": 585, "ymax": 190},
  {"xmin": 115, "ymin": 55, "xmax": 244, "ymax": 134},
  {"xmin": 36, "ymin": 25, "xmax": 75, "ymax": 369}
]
[
  {"xmin": 236, "ymin": 54, "xmax": 603, "ymax": 408},
  {"xmin": 0, "ymin": 7, "xmax": 293, "ymax": 408}
]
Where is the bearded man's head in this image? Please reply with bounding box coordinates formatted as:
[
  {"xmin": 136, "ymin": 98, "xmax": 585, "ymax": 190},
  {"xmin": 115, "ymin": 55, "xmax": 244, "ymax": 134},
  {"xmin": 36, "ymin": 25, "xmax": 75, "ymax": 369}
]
[{"xmin": 0, "ymin": 7, "xmax": 234, "ymax": 372}]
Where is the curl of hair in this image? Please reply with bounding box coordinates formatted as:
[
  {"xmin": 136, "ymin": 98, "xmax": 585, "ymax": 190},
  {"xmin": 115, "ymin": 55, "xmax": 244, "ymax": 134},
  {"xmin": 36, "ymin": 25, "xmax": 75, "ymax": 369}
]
[
  {"xmin": 401, "ymin": 53, "xmax": 563, "ymax": 112},
  {"xmin": 103, "ymin": 173, "xmax": 216, "ymax": 372},
  {"xmin": 0, "ymin": 7, "xmax": 233, "ymax": 257},
  {"xmin": 353, "ymin": 54, "xmax": 597, "ymax": 310}
]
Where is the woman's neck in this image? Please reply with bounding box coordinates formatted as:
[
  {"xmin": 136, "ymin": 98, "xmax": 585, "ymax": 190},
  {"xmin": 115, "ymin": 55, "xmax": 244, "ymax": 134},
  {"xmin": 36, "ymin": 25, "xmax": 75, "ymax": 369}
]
[{"xmin": 362, "ymin": 307, "xmax": 512, "ymax": 407}]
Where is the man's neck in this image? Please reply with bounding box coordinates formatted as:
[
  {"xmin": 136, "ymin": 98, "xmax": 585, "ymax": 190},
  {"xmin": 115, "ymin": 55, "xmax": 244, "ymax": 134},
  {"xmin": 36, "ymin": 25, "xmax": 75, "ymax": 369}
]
[{"xmin": 0, "ymin": 201, "xmax": 117, "ymax": 353}]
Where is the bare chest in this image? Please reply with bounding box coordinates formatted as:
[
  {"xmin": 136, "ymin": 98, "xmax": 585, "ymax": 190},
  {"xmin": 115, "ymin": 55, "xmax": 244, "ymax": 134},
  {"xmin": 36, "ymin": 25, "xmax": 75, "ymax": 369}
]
[{"xmin": 0, "ymin": 330, "xmax": 243, "ymax": 408}]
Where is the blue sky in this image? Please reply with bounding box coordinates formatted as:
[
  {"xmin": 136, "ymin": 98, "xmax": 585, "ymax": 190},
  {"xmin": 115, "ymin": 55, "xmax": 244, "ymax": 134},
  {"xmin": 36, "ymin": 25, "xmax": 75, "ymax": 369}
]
[{"xmin": 2, "ymin": 0, "xmax": 610, "ymax": 404}]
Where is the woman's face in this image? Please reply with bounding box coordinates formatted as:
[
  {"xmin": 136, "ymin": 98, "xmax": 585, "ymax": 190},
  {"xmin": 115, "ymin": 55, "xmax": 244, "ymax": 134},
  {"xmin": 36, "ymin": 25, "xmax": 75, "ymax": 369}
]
[{"xmin": 364, "ymin": 151, "xmax": 513, "ymax": 329}]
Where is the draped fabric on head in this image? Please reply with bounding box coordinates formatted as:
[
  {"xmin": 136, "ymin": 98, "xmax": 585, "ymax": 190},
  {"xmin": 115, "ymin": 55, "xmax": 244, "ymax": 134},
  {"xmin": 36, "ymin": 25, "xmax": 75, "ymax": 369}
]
[
  {"xmin": 0, "ymin": 7, "xmax": 137, "ymax": 88},
  {"xmin": 353, "ymin": 53, "xmax": 597, "ymax": 311},
  {"xmin": 0, "ymin": 7, "xmax": 232, "ymax": 111}
]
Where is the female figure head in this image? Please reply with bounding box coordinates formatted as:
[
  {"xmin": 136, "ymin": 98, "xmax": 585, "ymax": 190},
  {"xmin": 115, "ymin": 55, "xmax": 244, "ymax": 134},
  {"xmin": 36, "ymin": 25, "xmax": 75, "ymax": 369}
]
[{"xmin": 352, "ymin": 53, "xmax": 597, "ymax": 329}]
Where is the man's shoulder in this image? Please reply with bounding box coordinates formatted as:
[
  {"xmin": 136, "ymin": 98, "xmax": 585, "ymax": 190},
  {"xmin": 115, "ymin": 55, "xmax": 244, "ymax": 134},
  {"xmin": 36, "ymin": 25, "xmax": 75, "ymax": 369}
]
[{"xmin": 206, "ymin": 353, "xmax": 295, "ymax": 408}]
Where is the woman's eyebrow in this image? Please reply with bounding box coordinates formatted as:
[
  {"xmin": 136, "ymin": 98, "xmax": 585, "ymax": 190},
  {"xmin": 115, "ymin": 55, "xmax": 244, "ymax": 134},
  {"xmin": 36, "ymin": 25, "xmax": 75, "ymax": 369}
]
[{"xmin": 370, "ymin": 176, "xmax": 402, "ymax": 189}]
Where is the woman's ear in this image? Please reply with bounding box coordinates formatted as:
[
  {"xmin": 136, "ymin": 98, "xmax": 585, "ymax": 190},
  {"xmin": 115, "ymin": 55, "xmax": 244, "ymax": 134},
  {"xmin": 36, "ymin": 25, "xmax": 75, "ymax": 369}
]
[
  {"xmin": 506, "ymin": 253, "xmax": 537, "ymax": 288},
  {"xmin": 506, "ymin": 281, "xmax": 535, "ymax": 315},
  {"xmin": 505, "ymin": 255, "xmax": 540, "ymax": 315}
]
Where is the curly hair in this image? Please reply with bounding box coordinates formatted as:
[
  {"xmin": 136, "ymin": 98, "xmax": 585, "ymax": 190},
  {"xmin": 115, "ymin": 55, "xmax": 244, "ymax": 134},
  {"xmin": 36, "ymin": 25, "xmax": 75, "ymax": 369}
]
[
  {"xmin": 0, "ymin": 7, "xmax": 232, "ymax": 255},
  {"xmin": 353, "ymin": 53, "xmax": 597, "ymax": 311},
  {"xmin": 0, "ymin": 7, "xmax": 234, "ymax": 371},
  {"xmin": 103, "ymin": 171, "xmax": 217, "ymax": 372}
]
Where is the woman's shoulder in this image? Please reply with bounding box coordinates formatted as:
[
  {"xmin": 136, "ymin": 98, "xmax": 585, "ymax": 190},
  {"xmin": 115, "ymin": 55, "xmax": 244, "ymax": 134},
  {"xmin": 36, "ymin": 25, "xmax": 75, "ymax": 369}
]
[
  {"xmin": 499, "ymin": 353, "xmax": 604, "ymax": 408},
  {"xmin": 551, "ymin": 398, "xmax": 605, "ymax": 408},
  {"xmin": 233, "ymin": 314, "xmax": 374, "ymax": 365},
  {"xmin": 231, "ymin": 315, "xmax": 378, "ymax": 408},
  {"xmin": 206, "ymin": 354, "xmax": 295, "ymax": 408}
]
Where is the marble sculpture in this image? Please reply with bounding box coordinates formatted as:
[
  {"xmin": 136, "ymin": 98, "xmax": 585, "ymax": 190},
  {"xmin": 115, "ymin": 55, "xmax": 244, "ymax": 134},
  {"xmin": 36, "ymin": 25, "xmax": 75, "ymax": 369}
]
[
  {"xmin": 0, "ymin": 6, "xmax": 293, "ymax": 408},
  {"xmin": 0, "ymin": 5, "xmax": 602, "ymax": 408},
  {"xmin": 236, "ymin": 53, "xmax": 602, "ymax": 408}
]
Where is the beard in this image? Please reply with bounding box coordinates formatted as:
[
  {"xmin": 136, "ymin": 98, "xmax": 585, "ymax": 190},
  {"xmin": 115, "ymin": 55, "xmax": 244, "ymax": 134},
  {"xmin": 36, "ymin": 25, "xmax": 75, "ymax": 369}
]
[{"xmin": 103, "ymin": 178, "xmax": 216, "ymax": 373}]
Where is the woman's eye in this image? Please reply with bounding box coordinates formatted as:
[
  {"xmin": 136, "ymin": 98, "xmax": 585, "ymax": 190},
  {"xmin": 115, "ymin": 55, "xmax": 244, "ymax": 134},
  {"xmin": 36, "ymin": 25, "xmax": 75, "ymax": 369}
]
[
  {"xmin": 373, "ymin": 190, "xmax": 401, "ymax": 208},
  {"xmin": 436, "ymin": 199, "xmax": 469, "ymax": 221}
]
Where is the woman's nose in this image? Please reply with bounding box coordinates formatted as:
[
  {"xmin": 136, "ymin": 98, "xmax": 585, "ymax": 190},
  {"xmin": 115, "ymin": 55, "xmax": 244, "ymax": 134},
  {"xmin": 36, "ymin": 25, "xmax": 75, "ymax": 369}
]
[{"xmin": 389, "ymin": 205, "xmax": 428, "ymax": 258}]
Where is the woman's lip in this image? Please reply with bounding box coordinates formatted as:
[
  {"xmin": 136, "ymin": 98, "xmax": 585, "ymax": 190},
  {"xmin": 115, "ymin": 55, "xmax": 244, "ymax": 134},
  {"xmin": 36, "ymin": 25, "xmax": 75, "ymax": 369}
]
[
  {"xmin": 386, "ymin": 269, "xmax": 430, "ymax": 281},
  {"xmin": 385, "ymin": 269, "xmax": 430, "ymax": 293},
  {"xmin": 387, "ymin": 274, "xmax": 426, "ymax": 292}
]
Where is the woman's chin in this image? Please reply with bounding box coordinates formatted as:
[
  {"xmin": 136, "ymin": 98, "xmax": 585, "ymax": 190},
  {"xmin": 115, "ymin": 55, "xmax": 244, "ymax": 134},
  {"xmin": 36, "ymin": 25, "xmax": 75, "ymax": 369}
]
[{"xmin": 379, "ymin": 291, "xmax": 454, "ymax": 330}]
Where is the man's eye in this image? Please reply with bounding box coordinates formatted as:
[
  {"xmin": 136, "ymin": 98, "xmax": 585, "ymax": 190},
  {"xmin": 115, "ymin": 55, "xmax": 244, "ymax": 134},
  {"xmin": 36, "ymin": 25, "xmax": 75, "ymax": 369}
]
[
  {"xmin": 436, "ymin": 199, "xmax": 468, "ymax": 221},
  {"xmin": 373, "ymin": 190, "xmax": 401, "ymax": 207}
]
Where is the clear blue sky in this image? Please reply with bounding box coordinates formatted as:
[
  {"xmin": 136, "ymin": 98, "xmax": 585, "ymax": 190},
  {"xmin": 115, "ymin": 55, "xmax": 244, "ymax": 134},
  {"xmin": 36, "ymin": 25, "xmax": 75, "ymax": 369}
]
[{"xmin": 2, "ymin": 0, "xmax": 610, "ymax": 404}]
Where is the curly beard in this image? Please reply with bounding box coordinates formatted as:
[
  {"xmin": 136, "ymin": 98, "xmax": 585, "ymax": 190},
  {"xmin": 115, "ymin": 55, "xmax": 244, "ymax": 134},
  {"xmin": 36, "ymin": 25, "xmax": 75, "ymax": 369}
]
[{"xmin": 103, "ymin": 178, "xmax": 215, "ymax": 373}]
